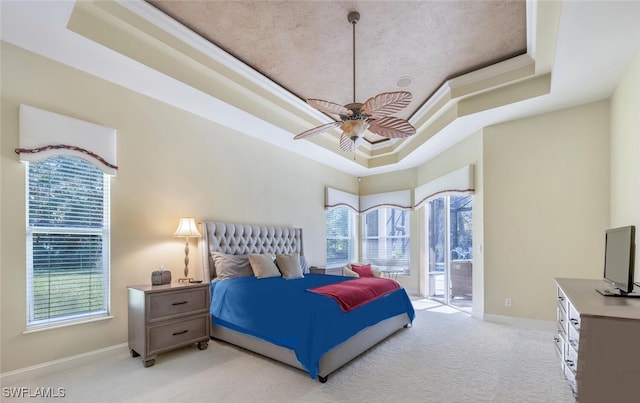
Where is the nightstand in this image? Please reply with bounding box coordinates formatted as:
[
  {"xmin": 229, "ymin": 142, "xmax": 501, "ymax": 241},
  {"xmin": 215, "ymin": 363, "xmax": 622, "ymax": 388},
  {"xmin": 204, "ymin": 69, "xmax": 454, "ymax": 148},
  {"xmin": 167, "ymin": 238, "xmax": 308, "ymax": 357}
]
[
  {"xmin": 309, "ymin": 266, "xmax": 343, "ymax": 276},
  {"xmin": 127, "ymin": 282, "xmax": 210, "ymax": 367}
]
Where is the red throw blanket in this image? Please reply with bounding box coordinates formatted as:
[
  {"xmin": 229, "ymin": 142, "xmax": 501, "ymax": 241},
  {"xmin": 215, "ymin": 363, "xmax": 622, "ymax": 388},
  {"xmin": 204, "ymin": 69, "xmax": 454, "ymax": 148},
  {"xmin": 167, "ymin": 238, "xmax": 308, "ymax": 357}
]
[{"xmin": 308, "ymin": 277, "xmax": 400, "ymax": 313}]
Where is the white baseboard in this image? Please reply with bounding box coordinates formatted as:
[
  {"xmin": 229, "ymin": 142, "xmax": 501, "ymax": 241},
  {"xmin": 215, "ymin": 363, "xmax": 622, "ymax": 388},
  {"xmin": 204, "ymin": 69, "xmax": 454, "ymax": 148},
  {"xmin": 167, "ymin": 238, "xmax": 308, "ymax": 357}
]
[
  {"xmin": 482, "ymin": 313, "xmax": 556, "ymax": 332},
  {"xmin": 0, "ymin": 343, "xmax": 129, "ymax": 386}
]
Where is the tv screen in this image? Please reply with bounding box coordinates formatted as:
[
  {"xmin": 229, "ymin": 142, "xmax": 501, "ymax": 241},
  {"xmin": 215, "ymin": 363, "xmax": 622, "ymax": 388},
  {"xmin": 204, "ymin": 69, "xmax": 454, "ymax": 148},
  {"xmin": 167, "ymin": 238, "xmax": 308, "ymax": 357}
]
[{"xmin": 602, "ymin": 225, "xmax": 636, "ymax": 294}]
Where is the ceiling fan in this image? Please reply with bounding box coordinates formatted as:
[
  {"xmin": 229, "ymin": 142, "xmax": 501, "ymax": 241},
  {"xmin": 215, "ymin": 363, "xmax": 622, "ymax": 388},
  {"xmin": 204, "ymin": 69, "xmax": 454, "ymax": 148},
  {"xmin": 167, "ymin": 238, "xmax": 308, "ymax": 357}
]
[{"xmin": 294, "ymin": 11, "xmax": 416, "ymax": 153}]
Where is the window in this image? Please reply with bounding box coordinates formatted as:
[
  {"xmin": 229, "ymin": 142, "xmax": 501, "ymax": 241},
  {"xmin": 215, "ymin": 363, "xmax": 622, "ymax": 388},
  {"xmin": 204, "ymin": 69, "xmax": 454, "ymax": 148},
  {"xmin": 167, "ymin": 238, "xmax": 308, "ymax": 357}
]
[
  {"xmin": 325, "ymin": 207, "xmax": 356, "ymax": 268},
  {"xmin": 363, "ymin": 208, "xmax": 410, "ymax": 273},
  {"xmin": 26, "ymin": 155, "xmax": 110, "ymax": 328}
]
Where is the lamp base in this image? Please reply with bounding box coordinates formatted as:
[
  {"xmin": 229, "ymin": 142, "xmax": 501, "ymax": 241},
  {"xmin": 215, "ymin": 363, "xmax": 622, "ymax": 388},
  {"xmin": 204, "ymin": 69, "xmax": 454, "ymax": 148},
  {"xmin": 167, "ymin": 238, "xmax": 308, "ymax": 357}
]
[{"xmin": 178, "ymin": 277, "xmax": 194, "ymax": 283}]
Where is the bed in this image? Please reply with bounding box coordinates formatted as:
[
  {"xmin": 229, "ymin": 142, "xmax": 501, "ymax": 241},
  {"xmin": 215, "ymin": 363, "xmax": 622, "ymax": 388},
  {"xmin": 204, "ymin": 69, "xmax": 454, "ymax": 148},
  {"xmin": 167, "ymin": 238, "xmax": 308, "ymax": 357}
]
[{"xmin": 201, "ymin": 221, "xmax": 415, "ymax": 382}]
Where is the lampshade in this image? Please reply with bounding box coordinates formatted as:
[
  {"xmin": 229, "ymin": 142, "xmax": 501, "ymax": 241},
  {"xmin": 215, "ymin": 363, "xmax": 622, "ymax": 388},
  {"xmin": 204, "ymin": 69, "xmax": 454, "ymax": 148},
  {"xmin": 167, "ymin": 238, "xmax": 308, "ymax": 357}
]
[{"xmin": 174, "ymin": 217, "xmax": 201, "ymax": 238}]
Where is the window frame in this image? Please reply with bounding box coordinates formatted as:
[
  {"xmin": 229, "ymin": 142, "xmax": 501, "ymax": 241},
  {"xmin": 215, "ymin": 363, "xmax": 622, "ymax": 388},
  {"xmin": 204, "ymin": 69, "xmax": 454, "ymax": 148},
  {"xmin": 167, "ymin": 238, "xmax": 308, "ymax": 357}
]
[
  {"xmin": 25, "ymin": 156, "xmax": 111, "ymax": 330},
  {"xmin": 325, "ymin": 206, "xmax": 357, "ymax": 269},
  {"xmin": 362, "ymin": 207, "xmax": 411, "ymax": 273}
]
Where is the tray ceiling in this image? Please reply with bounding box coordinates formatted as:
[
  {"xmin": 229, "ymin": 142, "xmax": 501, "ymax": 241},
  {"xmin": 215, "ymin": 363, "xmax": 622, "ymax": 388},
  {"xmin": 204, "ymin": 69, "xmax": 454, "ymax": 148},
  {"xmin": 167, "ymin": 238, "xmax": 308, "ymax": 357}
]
[{"xmin": 148, "ymin": 0, "xmax": 527, "ymax": 148}]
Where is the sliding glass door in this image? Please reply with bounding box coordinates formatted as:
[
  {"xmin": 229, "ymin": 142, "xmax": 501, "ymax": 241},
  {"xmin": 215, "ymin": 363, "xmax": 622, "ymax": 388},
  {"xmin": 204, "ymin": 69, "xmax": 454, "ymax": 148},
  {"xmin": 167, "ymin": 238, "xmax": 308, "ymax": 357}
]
[{"xmin": 426, "ymin": 195, "xmax": 473, "ymax": 311}]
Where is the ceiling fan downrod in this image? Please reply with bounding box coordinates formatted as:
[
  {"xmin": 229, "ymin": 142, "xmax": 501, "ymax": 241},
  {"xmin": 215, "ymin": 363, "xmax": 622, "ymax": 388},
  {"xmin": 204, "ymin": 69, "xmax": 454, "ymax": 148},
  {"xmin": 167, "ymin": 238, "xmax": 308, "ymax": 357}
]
[{"xmin": 348, "ymin": 11, "xmax": 360, "ymax": 104}]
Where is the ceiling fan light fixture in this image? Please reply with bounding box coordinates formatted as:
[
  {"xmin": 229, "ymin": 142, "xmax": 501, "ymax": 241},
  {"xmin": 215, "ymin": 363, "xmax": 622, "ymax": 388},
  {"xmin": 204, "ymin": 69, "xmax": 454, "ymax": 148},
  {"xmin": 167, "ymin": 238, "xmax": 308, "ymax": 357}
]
[{"xmin": 341, "ymin": 119, "xmax": 369, "ymax": 140}]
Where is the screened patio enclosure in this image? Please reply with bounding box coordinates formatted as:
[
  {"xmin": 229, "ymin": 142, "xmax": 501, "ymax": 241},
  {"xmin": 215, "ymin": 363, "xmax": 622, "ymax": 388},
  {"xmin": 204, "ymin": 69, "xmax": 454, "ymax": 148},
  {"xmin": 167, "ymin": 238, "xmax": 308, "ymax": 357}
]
[{"xmin": 427, "ymin": 195, "xmax": 473, "ymax": 311}]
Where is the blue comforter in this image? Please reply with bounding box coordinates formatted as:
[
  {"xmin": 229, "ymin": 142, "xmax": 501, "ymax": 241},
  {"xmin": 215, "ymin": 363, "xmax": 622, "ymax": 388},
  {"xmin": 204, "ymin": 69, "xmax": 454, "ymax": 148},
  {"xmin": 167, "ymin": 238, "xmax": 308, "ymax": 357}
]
[{"xmin": 210, "ymin": 274, "xmax": 415, "ymax": 378}]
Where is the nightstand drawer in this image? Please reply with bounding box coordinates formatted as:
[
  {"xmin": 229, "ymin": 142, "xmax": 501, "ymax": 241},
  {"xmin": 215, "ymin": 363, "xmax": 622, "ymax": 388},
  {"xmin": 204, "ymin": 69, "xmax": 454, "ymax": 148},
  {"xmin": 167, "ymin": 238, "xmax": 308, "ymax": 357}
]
[
  {"xmin": 148, "ymin": 315, "xmax": 209, "ymax": 354},
  {"xmin": 147, "ymin": 288, "xmax": 208, "ymax": 322}
]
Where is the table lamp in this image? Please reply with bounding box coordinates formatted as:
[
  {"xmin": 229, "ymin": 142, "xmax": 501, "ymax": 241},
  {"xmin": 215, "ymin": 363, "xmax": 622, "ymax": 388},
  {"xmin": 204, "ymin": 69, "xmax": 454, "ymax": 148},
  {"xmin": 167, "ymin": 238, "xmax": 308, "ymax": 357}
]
[{"xmin": 174, "ymin": 217, "xmax": 201, "ymax": 282}]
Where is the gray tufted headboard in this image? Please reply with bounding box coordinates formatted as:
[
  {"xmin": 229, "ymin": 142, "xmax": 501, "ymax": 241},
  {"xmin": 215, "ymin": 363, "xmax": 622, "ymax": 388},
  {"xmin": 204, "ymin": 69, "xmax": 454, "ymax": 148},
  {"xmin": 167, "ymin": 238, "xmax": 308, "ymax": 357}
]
[{"xmin": 201, "ymin": 221, "xmax": 304, "ymax": 282}]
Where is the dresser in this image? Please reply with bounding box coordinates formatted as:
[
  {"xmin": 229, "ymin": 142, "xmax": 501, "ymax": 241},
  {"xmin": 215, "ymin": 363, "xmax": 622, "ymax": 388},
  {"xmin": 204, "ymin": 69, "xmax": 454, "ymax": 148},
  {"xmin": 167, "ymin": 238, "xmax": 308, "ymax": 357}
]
[
  {"xmin": 554, "ymin": 278, "xmax": 640, "ymax": 402},
  {"xmin": 128, "ymin": 282, "xmax": 210, "ymax": 367}
]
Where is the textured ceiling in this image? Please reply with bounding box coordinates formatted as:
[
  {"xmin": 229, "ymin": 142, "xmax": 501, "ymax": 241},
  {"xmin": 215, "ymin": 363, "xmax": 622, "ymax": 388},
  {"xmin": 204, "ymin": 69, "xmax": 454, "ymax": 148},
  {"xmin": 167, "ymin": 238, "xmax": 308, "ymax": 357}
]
[{"xmin": 148, "ymin": 1, "xmax": 527, "ymax": 144}]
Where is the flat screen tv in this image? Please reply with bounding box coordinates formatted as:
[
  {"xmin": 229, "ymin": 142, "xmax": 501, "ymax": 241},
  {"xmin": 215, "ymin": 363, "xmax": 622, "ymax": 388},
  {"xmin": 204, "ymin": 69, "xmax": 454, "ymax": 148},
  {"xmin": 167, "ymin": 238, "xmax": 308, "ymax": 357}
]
[{"xmin": 596, "ymin": 225, "xmax": 638, "ymax": 297}]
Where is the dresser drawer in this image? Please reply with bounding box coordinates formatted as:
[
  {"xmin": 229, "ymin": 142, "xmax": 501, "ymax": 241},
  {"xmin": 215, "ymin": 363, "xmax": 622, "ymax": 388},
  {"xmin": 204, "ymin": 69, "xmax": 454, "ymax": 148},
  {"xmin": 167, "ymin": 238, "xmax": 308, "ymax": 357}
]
[
  {"xmin": 147, "ymin": 314, "xmax": 209, "ymax": 354},
  {"xmin": 565, "ymin": 343, "xmax": 578, "ymax": 375},
  {"xmin": 568, "ymin": 303, "xmax": 581, "ymax": 331},
  {"xmin": 557, "ymin": 304, "xmax": 568, "ymax": 332},
  {"xmin": 147, "ymin": 288, "xmax": 208, "ymax": 322},
  {"xmin": 553, "ymin": 331, "xmax": 565, "ymax": 360},
  {"xmin": 557, "ymin": 287, "xmax": 567, "ymax": 313}
]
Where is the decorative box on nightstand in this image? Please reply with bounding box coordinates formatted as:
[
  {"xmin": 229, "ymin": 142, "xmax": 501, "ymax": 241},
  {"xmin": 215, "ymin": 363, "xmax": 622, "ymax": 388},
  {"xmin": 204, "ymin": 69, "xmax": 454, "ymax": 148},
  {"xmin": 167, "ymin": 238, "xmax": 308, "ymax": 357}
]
[
  {"xmin": 309, "ymin": 266, "xmax": 343, "ymax": 276},
  {"xmin": 127, "ymin": 282, "xmax": 210, "ymax": 367}
]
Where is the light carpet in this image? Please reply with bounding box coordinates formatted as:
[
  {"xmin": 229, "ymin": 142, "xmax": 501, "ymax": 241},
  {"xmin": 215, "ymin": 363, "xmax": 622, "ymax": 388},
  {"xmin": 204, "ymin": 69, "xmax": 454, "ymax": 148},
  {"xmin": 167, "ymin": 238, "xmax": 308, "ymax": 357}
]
[{"xmin": 3, "ymin": 301, "xmax": 575, "ymax": 402}]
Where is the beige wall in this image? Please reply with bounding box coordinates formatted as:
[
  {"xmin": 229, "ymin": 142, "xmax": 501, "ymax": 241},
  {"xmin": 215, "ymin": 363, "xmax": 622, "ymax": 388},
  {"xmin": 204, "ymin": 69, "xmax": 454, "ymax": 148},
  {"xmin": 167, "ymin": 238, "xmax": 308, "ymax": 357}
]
[
  {"xmin": 0, "ymin": 42, "xmax": 356, "ymax": 373},
  {"xmin": 610, "ymin": 49, "xmax": 640, "ymax": 278},
  {"xmin": 483, "ymin": 101, "xmax": 610, "ymax": 320}
]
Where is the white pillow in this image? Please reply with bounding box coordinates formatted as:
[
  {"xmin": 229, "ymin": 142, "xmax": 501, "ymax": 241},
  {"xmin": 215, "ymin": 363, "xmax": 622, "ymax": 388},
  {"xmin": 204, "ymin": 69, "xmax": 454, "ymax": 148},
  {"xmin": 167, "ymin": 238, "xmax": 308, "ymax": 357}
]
[
  {"xmin": 248, "ymin": 254, "xmax": 281, "ymax": 278},
  {"xmin": 276, "ymin": 253, "xmax": 304, "ymax": 279},
  {"xmin": 342, "ymin": 267, "xmax": 360, "ymax": 277},
  {"xmin": 212, "ymin": 252, "xmax": 253, "ymax": 280}
]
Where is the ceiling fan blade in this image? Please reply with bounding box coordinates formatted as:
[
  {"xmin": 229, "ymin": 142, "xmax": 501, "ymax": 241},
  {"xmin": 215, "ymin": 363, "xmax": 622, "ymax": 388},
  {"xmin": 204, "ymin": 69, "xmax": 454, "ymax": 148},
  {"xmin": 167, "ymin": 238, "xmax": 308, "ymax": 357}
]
[
  {"xmin": 368, "ymin": 117, "xmax": 416, "ymax": 138},
  {"xmin": 307, "ymin": 99, "xmax": 353, "ymax": 117},
  {"xmin": 294, "ymin": 121, "xmax": 342, "ymax": 140},
  {"xmin": 361, "ymin": 91, "xmax": 412, "ymax": 118},
  {"xmin": 339, "ymin": 133, "xmax": 356, "ymax": 152}
]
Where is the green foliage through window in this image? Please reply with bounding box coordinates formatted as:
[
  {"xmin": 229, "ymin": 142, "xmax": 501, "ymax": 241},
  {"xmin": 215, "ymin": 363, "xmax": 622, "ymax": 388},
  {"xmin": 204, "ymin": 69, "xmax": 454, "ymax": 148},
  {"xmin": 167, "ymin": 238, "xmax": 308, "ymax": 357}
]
[
  {"xmin": 325, "ymin": 207, "xmax": 355, "ymax": 267},
  {"xmin": 26, "ymin": 156, "xmax": 110, "ymax": 327}
]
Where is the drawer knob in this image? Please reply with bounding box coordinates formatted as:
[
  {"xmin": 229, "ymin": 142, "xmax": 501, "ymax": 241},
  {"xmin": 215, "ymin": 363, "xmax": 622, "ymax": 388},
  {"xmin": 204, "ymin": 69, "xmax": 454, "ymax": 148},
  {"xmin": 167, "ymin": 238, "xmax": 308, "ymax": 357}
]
[
  {"xmin": 172, "ymin": 301, "xmax": 188, "ymax": 306},
  {"xmin": 570, "ymin": 318, "xmax": 579, "ymax": 326},
  {"xmin": 172, "ymin": 330, "xmax": 189, "ymax": 336}
]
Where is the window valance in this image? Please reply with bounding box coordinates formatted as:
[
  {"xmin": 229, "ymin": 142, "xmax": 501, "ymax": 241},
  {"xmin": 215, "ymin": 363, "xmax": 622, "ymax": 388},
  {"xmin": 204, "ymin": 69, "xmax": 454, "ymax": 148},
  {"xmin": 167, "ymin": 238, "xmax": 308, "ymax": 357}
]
[
  {"xmin": 359, "ymin": 190, "xmax": 412, "ymax": 213},
  {"xmin": 325, "ymin": 187, "xmax": 359, "ymax": 213},
  {"xmin": 326, "ymin": 188, "xmax": 412, "ymax": 213},
  {"xmin": 16, "ymin": 105, "xmax": 118, "ymax": 175},
  {"xmin": 414, "ymin": 164, "xmax": 474, "ymax": 209}
]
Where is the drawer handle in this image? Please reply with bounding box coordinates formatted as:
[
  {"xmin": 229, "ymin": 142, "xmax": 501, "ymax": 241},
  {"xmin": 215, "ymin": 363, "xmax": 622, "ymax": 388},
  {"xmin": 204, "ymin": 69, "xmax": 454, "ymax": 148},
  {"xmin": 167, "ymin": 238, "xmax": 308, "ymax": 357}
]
[
  {"xmin": 172, "ymin": 301, "xmax": 188, "ymax": 306},
  {"xmin": 569, "ymin": 318, "xmax": 579, "ymax": 326},
  {"xmin": 558, "ymin": 296, "xmax": 565, "ymax": 302},
  {"xmin": 172, "ymin": 330, "xmax": 189, "ymax": 336}
]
